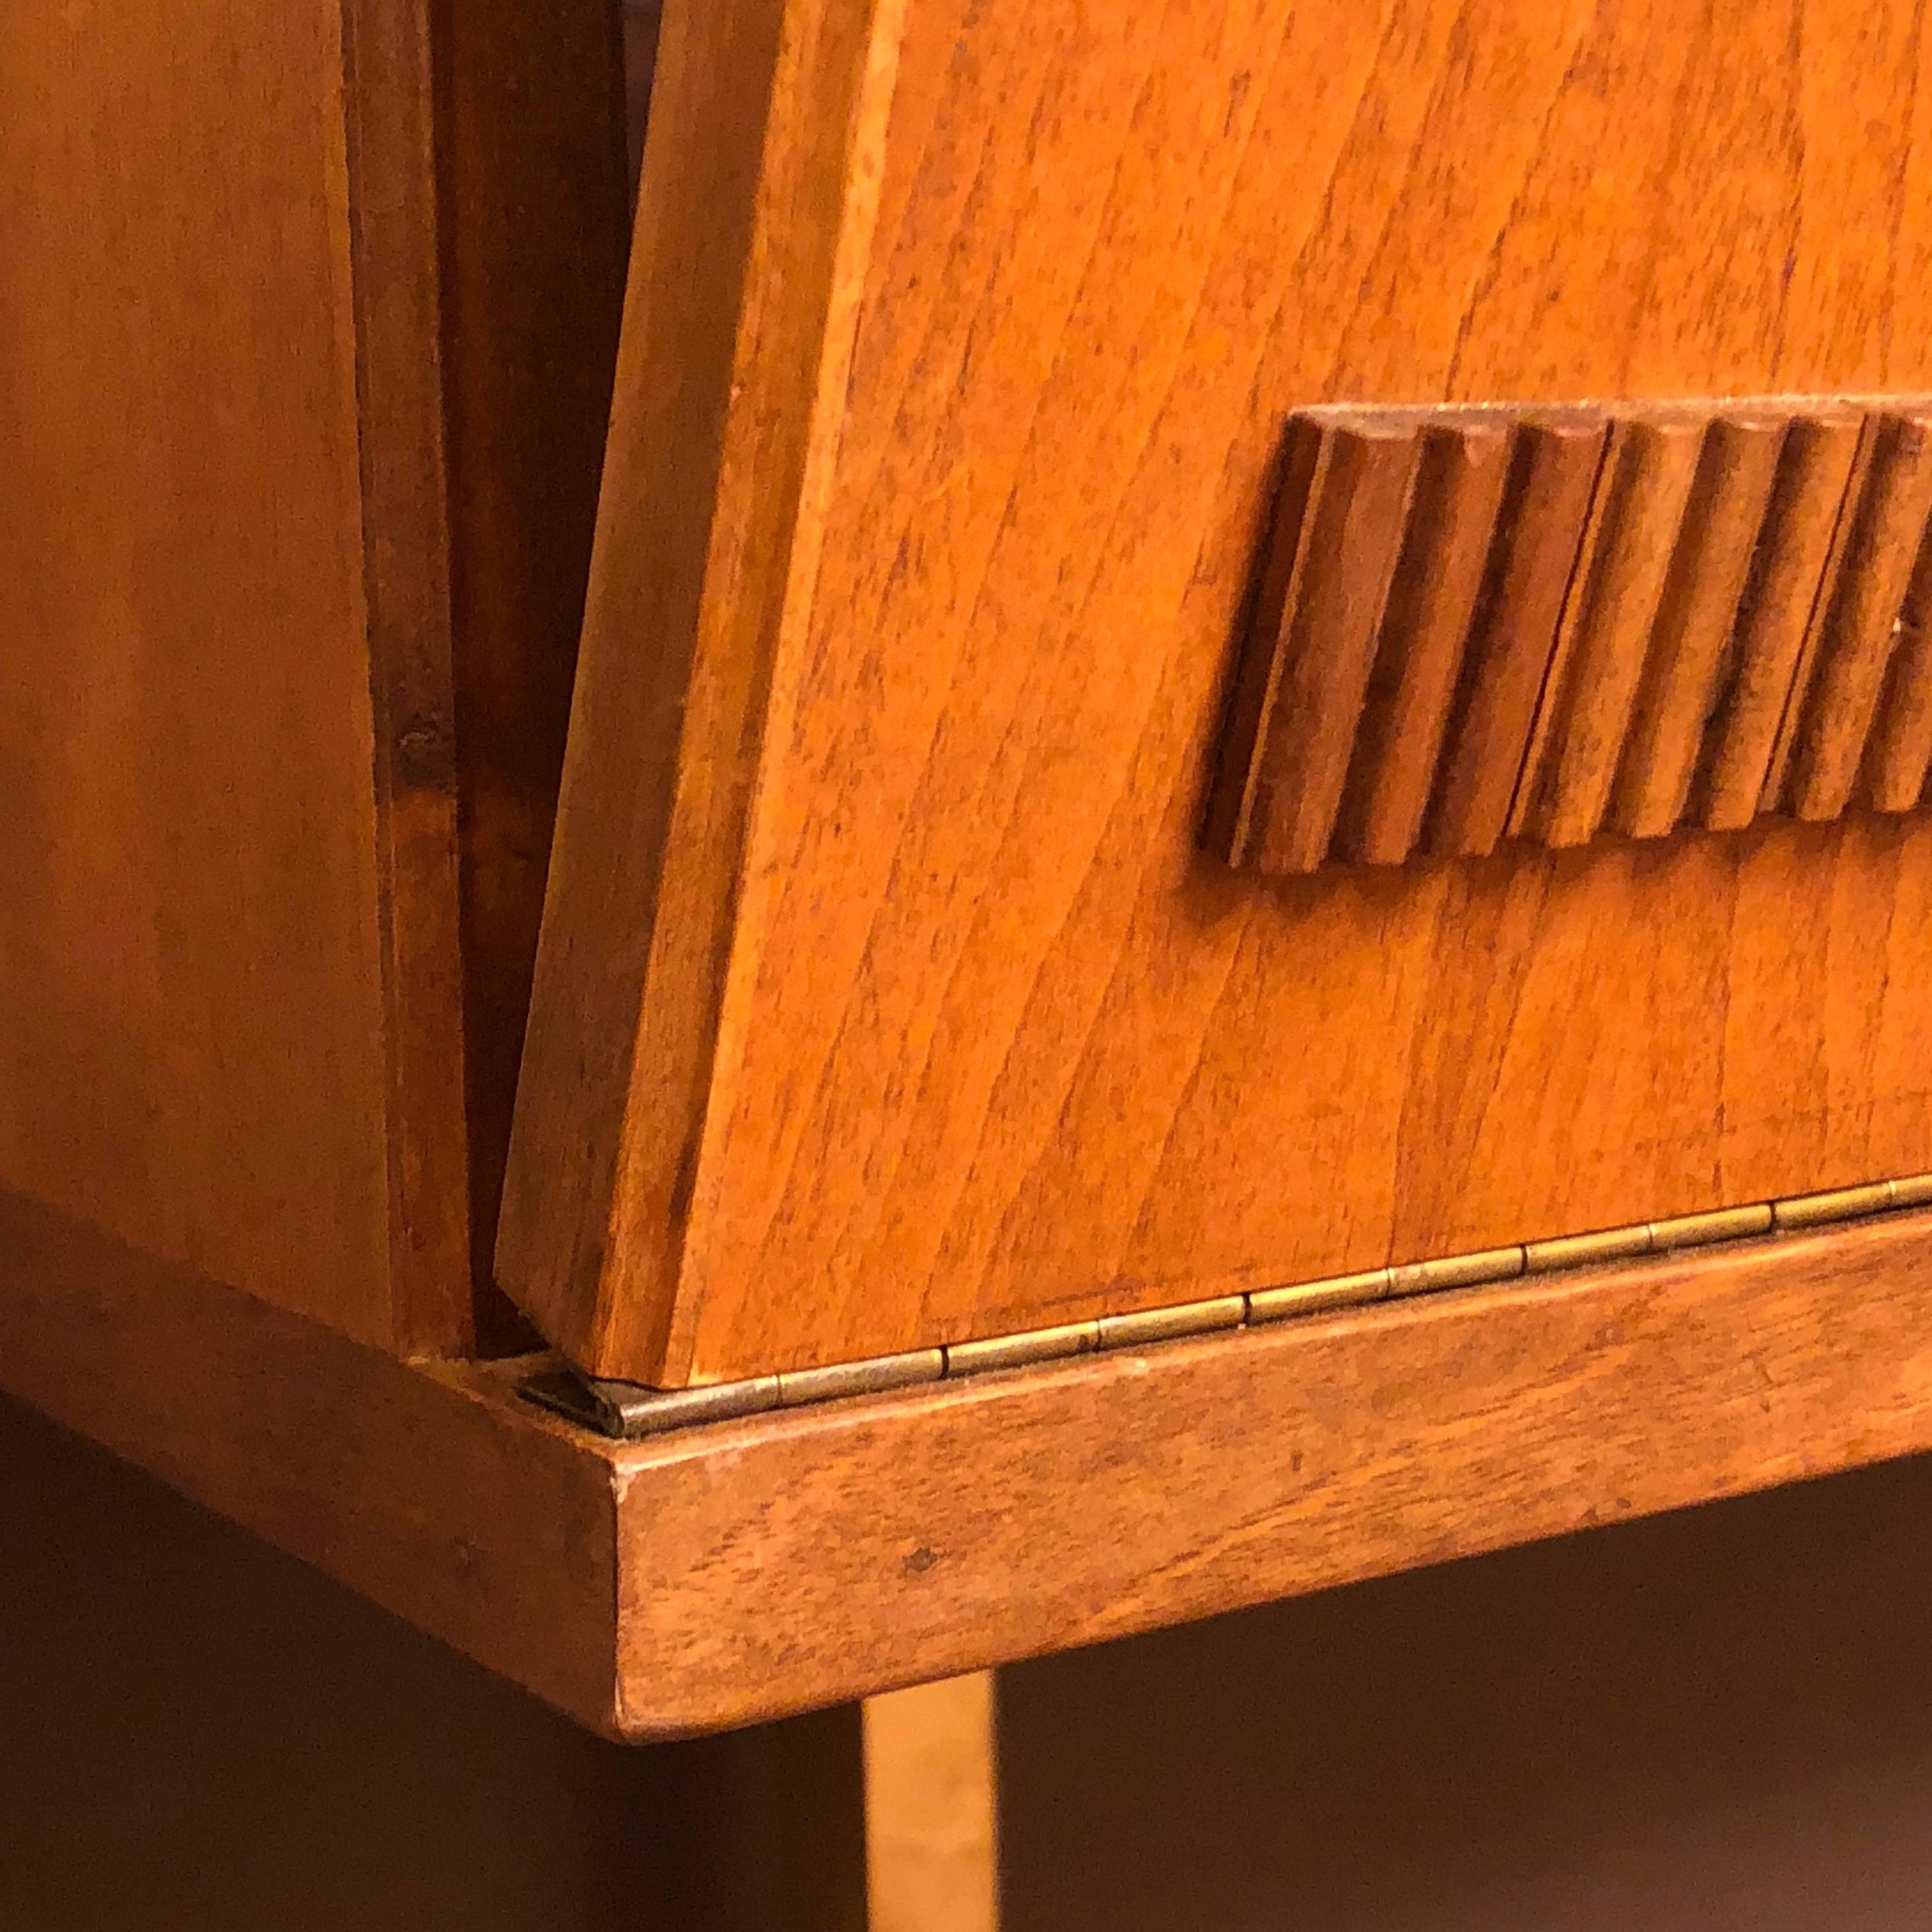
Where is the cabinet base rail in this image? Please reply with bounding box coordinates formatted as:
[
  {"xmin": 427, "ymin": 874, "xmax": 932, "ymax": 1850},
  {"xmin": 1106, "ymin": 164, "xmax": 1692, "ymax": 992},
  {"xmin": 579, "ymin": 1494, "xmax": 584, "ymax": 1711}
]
[
  {"xmin": 523, "ymin": 1172, "xmax": 1932, "ymax": 1438},
  {"xmin": 8, "ymin": 1181, "xmax": 1932, "ymax": 1736}
]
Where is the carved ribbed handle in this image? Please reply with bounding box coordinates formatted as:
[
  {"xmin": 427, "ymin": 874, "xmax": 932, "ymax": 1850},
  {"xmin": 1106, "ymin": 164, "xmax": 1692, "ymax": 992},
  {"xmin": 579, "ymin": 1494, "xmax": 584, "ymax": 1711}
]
[{"xmin": 1208, "ymin": 397, "xmax": 1932, "ymax": 875}]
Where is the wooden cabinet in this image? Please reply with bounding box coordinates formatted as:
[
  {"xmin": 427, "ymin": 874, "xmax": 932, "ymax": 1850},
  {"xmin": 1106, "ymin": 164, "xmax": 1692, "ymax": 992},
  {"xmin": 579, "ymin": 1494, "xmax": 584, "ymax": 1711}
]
[
  {"xmin": 8, "ymin": 0, "xmax": 1932, "ymax": 1784},
  {"xmin": 500, "ymin": 0, "xmax": 1932, "ymax": 1387}
]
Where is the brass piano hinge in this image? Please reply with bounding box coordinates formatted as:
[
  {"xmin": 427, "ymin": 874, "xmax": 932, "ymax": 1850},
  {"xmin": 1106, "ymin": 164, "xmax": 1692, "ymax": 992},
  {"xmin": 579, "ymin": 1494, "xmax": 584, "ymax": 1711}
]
[{"xmin": 519, "ymin": 1172, "xmax": 1932, "ymax": 1439}]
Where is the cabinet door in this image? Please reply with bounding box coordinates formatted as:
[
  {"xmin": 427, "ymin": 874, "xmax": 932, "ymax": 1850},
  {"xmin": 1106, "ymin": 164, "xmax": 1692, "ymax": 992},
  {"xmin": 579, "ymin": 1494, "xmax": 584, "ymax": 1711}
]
[{"xmin": 502, "ymin": 0, "xmax": 1932, "ymax": 1386}]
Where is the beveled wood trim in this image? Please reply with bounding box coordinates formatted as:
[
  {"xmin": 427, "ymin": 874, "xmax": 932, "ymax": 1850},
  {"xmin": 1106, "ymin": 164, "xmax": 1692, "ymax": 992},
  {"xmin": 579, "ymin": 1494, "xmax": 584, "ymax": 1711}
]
[
  {"xmin": 497, "ymin": 0, "xmax": 912, "ymax": 1382},
  {"xmin": 8, "ymin": 1184, "xmax": 1932, "ymax": 1739}
]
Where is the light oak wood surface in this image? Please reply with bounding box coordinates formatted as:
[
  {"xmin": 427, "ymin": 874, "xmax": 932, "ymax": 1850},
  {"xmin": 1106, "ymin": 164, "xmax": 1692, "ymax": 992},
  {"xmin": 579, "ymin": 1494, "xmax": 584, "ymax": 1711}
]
[
  {"xmin": 864, "ymin": 1676, "xmax": 999, "ymax": 1932},
  {"xmin": 12, "ymin": 1184, "xmax": 1932, "ymax": 1738},
  {"xmin": 505, "ymin": 0, "xmax": 1932, "ymax": 1384}
]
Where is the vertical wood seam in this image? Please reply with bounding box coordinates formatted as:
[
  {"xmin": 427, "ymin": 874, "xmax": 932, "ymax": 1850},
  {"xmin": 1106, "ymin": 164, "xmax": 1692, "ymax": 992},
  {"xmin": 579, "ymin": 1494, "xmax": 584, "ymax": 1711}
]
[{"xmin": 337, "ymin": 0, "xmax": 475, "ymax": 1353}]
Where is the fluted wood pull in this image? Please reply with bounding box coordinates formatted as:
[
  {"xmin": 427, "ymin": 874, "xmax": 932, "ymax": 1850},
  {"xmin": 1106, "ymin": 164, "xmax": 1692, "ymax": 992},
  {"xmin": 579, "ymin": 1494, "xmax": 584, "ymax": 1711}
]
[
  {"xmin": 1209, "ymin": 394, "xmax": 1932, "ymax": 876},
  {"xmin": 1331, "ymin": 416, "xmax": 1512, "ymax": 866},
  {"xmin": 1423, "ymin": 414, "xmax": 1607, "ymax": 861},
  {"xmin": 1611, "ymin": 413, "xmax": 1788, "ymax": 839},
  {"xmin": 1690, "ymin": 412, "xmax": 1866, "ymax": 831},
  {"xmin": 1861, "ymin": 537, "xmax": 1932, "ymax": 811},
  {"xmin": 1781, "ymin": 410, "xmax": 1932, "ymax": 822},
  {"xmin": 1210, "ymin": 415, "xmax": 1422, "ymax": 873},
  {"xmin": 1513, "ymin": 414, "xmax": 1707, "ymax": 848}
]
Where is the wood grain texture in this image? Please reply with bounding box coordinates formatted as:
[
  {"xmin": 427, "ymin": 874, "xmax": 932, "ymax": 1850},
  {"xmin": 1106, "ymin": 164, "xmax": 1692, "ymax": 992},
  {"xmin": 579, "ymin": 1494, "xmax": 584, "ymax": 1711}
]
[
  {"xmin": 1514, "ymin": 413, "xmax": 1707, "ymax": 847},
  {"xmin": 341, "ymin": 0, "xmax": 476, "ymax": 1352},
  {"xmin": 1694, "ymin": 413, "xmax": 1867, "ymax": 829},
  {"xmin": 1427, "ymin": 415, "xmax": 1610, "ymax": 857},
  {"xmin": 609, "ymin": 1205, "xmax": 1932, "ymax": 1732},
  {"xmin": 1212, "ymin": 415, "xmax": 1424, "ymax": 870},
  {"xmin": 1, "ymin": 0, "xmax": 401, "ymax": 1345},
  {"xmin": 1218, "ymin": 396, "xmax": 1932, "ymax": 875},
  {"xmin": 1864, "ymin": 533, "xmax": 1932, "ymax": 809},
  {"xmin": 4, "ymin": 0, "xmax": 627, "ymax": 1353},
  {"xmin": 1782, "ymin": 410, "xmax": 1932, "ymax": 820},
  {"xmin": 1336, "ymin": 417, "xmax": 1515, "ymax": 864},
  {"xmin": 1611, "ymin": 413, "xmax": 1789, "ymax": 838},
  {"xmin": 13, "ymin": 1183, "xmax": 1932, "ymax": 1742},
  {"xmin": 0, "ymin": 1187, "xmax": 620, "ymax": 1731},
  {"xmin": 506, "ymin": 0, "xmax": 1932, "ymax": 1383},
  {"xmin": 497, "ymin": 0, "xmax": 913, "ymax": 1370},
  {"xmin": 436, "ymin": 0, "xmax": 632, "ymax": 1346}
]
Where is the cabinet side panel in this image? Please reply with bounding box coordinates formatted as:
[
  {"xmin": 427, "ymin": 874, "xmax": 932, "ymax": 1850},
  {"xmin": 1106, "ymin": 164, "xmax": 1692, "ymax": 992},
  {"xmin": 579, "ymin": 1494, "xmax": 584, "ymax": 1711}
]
[{"xmin": 0, "ymin": 0, "xmax": 394, "ymax": 1338}]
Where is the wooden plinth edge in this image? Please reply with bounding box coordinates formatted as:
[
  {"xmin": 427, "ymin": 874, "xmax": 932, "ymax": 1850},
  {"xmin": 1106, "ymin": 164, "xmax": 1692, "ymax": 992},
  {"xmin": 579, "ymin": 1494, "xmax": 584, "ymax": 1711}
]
[{"xmin": 5, "ymin": 1184, "xmax": 1932, "ymax": 1740}]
